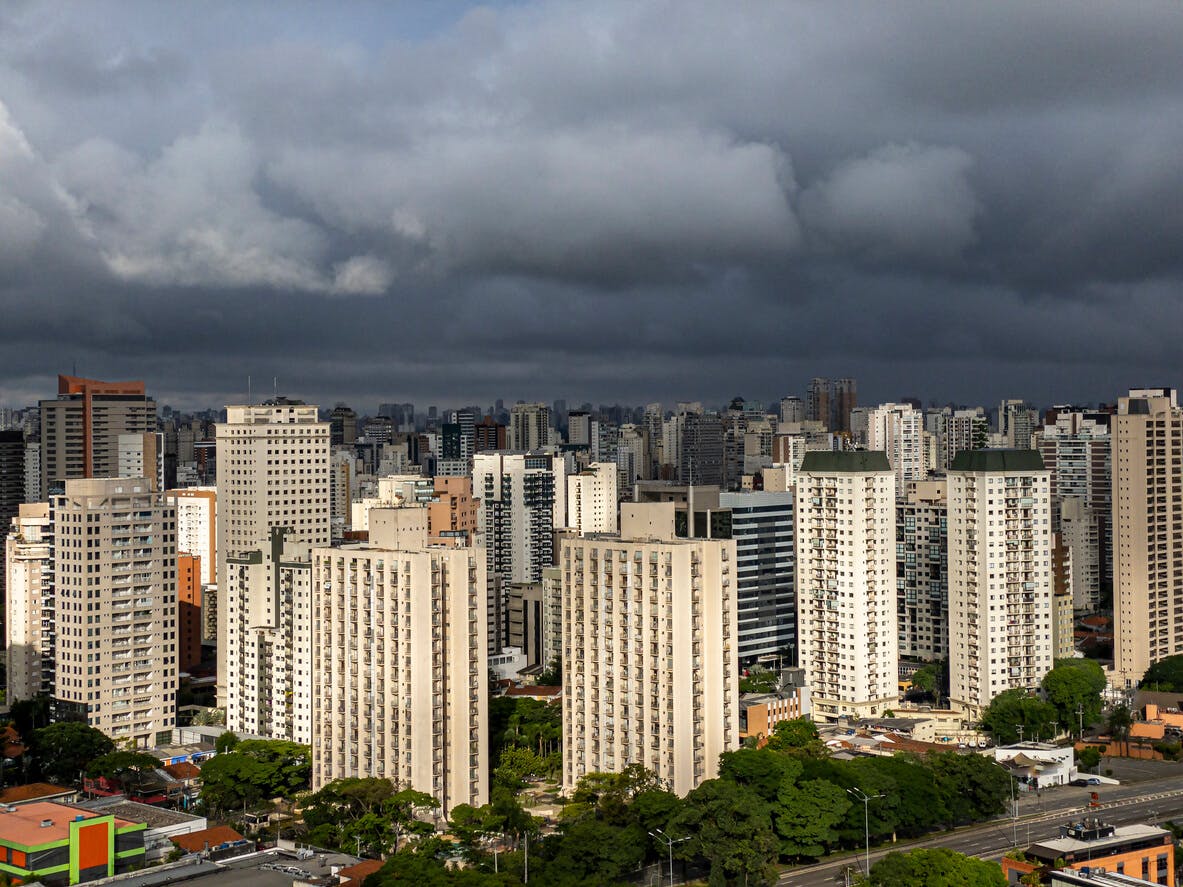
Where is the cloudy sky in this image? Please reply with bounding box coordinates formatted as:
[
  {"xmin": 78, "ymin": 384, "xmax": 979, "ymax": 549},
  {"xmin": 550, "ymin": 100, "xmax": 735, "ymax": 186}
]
[{"xmin": 1, "ymin": 1, "xmax": 1180, "ymax": 412}]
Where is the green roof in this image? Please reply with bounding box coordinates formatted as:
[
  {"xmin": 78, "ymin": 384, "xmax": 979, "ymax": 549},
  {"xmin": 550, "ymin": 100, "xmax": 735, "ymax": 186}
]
[
  {"xmin": 799, "ymin": 451, "xmax": 891, "ymax": 473},
  {"xmin": 949, "ymin": 449, "xmax": 1045, "ymax": 472}
]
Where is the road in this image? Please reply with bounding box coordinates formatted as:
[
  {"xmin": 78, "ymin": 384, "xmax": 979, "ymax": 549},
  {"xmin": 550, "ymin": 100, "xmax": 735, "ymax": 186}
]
[{"xmin": 780, "ymin": 771, "xmax": 1183, "ymax": 886}]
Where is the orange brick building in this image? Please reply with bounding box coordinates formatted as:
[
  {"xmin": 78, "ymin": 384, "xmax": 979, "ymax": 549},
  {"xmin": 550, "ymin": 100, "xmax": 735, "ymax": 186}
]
[
  {"xmin": 177, "ymin": 554, "xmax": 203, "ymax": 672},
  {"xmin": 1002, "ymin": 819, "xmax": 1174, "ymax": 886}
]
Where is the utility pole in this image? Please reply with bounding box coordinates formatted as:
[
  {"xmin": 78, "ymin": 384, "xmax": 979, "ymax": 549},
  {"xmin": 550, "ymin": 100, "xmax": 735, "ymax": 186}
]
[
  {"xmin": 847, "ymin": 786, "xmax": 885, "ymax": 878},
  {"xmin": 1009, "ymin": 776, "xmax": 1018, "ymax": 847},
  {"xmin": 1016, "ymin": 724, "xmax": 1024, "ymax": 743},
  {"xmin": 1077, "ymin": 703, "xmax": 1085, "ymax": 738}
]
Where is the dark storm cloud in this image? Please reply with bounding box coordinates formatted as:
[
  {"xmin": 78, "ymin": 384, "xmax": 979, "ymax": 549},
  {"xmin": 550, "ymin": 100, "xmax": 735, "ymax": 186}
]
[{"xmin": 1, "ymin": 0, "xmax": 1181, "ymax": 410}]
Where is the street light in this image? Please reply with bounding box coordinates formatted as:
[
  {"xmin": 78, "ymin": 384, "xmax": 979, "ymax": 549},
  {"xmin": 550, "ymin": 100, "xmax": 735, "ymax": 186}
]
[
  {"xmin": 649, "ymin": 828, "xmax": 690, "ymax": 887},
  {"xmin": 846, "ymin": 787, "xmax": 884, "ymax": 878}
]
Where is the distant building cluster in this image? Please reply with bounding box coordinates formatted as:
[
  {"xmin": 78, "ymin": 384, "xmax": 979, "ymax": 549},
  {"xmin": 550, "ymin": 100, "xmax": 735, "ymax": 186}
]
[{"xmin": 0, "ymin": 373, "xmax": 1170, "ymax": 814}]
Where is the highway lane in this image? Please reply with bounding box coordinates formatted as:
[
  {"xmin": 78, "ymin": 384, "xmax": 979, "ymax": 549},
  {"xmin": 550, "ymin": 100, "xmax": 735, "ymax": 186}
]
[{"xmin": 780, "ymin": 778, "xmax": 1183, "ymax": 886}]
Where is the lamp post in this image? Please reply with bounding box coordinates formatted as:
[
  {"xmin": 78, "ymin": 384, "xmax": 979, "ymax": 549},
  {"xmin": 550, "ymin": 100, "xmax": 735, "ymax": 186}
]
[
  {"xmin": 649, "ymin": 828, "xmax": 690, "ymax": 887},
  {"xmin": 846, "ymin": 787, "xmax": 884, "ymax": 878}
]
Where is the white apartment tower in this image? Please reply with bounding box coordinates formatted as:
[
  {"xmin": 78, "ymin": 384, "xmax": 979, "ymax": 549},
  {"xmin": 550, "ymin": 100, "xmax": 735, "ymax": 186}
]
[
  {"xmin": 215, "ymin": 400, "xmax": 330, "ymax": 718},
  {"xmin": 947, "ymin": 450, "xmax": 1054, "ymax": 717},
  {"xmin": 6, "ymin": 504, "xmax": 55, "ymax": 702},
  {"xmin": 167, "ymin": 487, "xmax": 216, "ymax": 586},
  {"xmin": 562, "ymin": 503, "xmax": 739, "ymax": 796},
  {"xmin": 54, "ymin": 478, "xmax": 177, "ymax": 746},
  {"xmin": 223, "ymin": 529, "xmax": 314, "ymax": 743},
  {"xmin": 795, "ymin": 452, "xmax": 898, "ymax": 722},
  {"xmin": 312, "ymin": 511, "xmax": 487, "ymax": 812},
  {"xmin": 567, "ymin": 462, "xmax": 619, "ymax": 534},
  {"xmin": 866, "ymin": 403, "xmax": 926, "ymax": 490},
  {"xmin": 508, "ymin": 403, "xmax": 553, "ymax": 451},
  {"xmin": 1113, "ymin": 388, "xmax": 1183, "ymax": 684}
]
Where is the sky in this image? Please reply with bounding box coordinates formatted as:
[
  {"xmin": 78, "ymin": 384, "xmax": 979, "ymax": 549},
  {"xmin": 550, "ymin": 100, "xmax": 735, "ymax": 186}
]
[{"xmin": 1, "ymin": 1, "xmax": 1181, "ymax": 413}]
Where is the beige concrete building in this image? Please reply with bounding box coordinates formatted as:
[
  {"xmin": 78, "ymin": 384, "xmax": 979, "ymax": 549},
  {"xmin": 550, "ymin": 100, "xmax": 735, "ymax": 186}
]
[
  {"xmin": 223, "ymin": 529, "xmax": 314, "ymax": 744},
  {"xmin": 54, "ymin": 478, "xmax": 177, "ymax": 746},
  {"xmin": 39, "ymin": 375, "xmax": 156, "ymax": 499},
  {"xmin": 5, "ymin": 504, "xmax": 55, "ymax": 702},
  {"xmin": 215, "ymin": 401, "xmax": 329, "ymax": 714},
  {"xmin": 1113, "ymin": 388, "xmax": 1183, "ymax": 685},
  {"xmin": 311, "ymin": 514, "xmax": 487, "ymax": 812},
  {"xmin": 896, "ymin": 480, "xmax": 948, "ymax": 663},
  {"xmin": 948, "ymin": 450, "xmax": 1054, "ymax": 717},
  {"xmin": 566, "ymin": 462, "xmax": 618, "ymax": 535},
  {"xmin": 561, "ymin": 503, "xmax": 739, "ymax": 797},
  {"xmin": 167, "ymin": 488, "xmax": 216, "ymax": 586},
  {"xmin": 866, "ymin": 403, "xmax": 926, "ymax": 490},
  {"xmin": 508, "ymin": 403, "xmax": 553, "ymax": 451},
  {"xmin": 427, "ymin": 476, "xmax": 479, "ymax": 547},
  {"xmin": 795, "ymin": 452, "xmax": 898, "ymax": 722}
]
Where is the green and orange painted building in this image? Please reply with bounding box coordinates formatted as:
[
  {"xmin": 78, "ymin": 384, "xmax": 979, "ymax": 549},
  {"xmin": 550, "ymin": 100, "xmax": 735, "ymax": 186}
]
[{"xmin": 0, "ymin": 801, "xmax": 145, "ymax": 885}]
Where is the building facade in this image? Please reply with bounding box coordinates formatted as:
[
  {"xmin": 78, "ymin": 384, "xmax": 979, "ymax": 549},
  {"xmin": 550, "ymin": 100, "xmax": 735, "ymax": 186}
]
[
  {"xmin": 1113, "ymin": 388, "xmax": 1183, "ymax": 685},
  {"xmin": 947, "ymin": 450, "xmax": 1054, "ymax": 717},
  {"xmin": 53, "ymin": 478, "xmax": 177, "ymax": 746},
  {"xmin": 561, "ymin": 503, "xmax": 739, "ymax": 796},
  {"xmin": 896, "ymin": 480, "xmax": 949, "ymax": 663},
  {"xmin": 795, "ymin": 452, "xmax": 898, "ymax": 722},
  {"xmin": 5, "ymin": 503, "xmax": 54, "ymax": 702},
  {"xmin": 566, "ymin": 462, "xmax": 619, "ymax": 535},
  {"xmin": 866, "ymin": 403, "xmax": 926, "ymax": 490},
  {"xmin": 311, "ymin": 522, "xmax": 487, "ymax": 812}
]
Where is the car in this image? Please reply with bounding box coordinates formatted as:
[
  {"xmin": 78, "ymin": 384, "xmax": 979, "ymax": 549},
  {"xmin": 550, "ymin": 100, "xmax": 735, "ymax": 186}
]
[
  {"xmin": 1070, "ymin": 778, "xmax": 1089, "ymax": 786},
  {"xmin": 1086, "ymin": 777, "xmax": 1101, "ymax": 785}
]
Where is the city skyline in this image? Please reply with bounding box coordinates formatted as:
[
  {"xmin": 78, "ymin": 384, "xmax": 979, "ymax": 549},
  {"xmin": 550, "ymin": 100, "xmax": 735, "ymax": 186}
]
[{"xmin": 1, "ymin": 3, "xmax": 1181, "ymax": 409}]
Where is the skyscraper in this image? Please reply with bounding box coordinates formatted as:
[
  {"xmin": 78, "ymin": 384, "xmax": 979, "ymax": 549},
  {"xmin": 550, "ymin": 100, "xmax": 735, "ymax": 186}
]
[
  {"xmin": 508, "ymin": 402, "xmax": 553, "ymax": 451},
  {"xmin": 896, "ymin": 480, "xmax": 948, "ymax": 663},
  {"xmin": 39, "ymin": 375, "xmax": 156, "ymax": 499},
  {"xmin": 561, "ymin": 503, "xmax": 738, "ymax": 796},
  {"xmin": 54, "ymin": 477, "xmax": 177, "ymax": 746},
  {"xmin": 0, "ymin": 430, "xmax": 25, "ymax": 644},
  {"xmin": 833, "ymin": 378, "xmax": 857, "ymax": 434},
  {"xmin": 5, "ymin": 503, "xmax": 54, "ymax": 703},
  {"xmin": 566, "ymin": 462, "xmax": 619, "ymax": 535},
  {"xmin": 807, "ymin": 378, "xmax": 831, "ymax": 429},
  {"xmin": 1113, "ymin": 388, "xmax": 1183, "ymax": 685},
  {"xmin": 947, "ymin": 450, "xmax": 1053, "ymax": 717},
  {"xmin": 795, "ymin": 451, "xmax": 898, "ymax": 722},
  {"xmin": 312, "ymin": 514, "xmax": 487, "ymax": 811},
  {"xmin": 865, "ymin": 403, "xmax": 926, "ymax": 490},
  {"xmin": 215, "ymin": 400, "xmax": 330, "ymax": 718}
]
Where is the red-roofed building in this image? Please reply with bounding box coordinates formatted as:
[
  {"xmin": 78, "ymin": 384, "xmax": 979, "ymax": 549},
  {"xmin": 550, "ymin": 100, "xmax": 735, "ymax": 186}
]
[
  {"xmin": 0, "ymin": 783, "xmax": 77, "ymax": 807},
  {"xmin": 170, "ymin": 825, "xmax": 252, "ymax": 859},
  {"xmin": 338, "ymin": 858, "xmax": 384, "ymax": 885}
]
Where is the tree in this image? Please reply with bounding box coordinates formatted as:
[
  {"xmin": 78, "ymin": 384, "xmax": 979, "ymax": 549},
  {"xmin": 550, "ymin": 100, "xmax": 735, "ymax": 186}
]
[
  {"xmin": 1141, "ymin": 654, "xmax": 1183, "ymax": 692},
  {"xmin": 1076, "ymin": 746, "xmax": 1101, "ymax": 773},
  {"xmin": 927, "ymin": 752, "xmax": 1010, "ymax": 825},
  {"xmin": 775, "ymin": 777, "xmax": 850, "ymax": 860},
  {"xmin": 86, "ymin": 751, "xmax": 163, "ymax": 794},
  {"xmin": 8, "ymin": 695, "xmax": 51, "ymax": 740},
  {"xmin": 199, "ymin": 740, "xmax": 311, "ymax": 815},
  {"xmin": 868, "ymin": 848, "xmax": 1006, "ymax": 886},
  {"xmin": 536, "ymin": 657, "xmax": 562, "ymax": 686},
  {"xmin": 739, "ymin": 668, "xmax": 779, "ymax": 694},
  {"xmin": 1107, "ymin": 705, "xmax": 1133, "ymax": 750},
  {"xmin": 387, "ymin": 788, "xmax": 439, "ymax": 852},
  {"xmin": 28, "ymin": 722, "xmax": 114, "ymax": 785},
  {"xmin": 215, "ymin": 731, "xmax": 239, "ymax": 754},
  {"xmin": 718, "ymin": 747, "xmax": 800, "ymax": 803},
  {"xmin": 672, "ymin": 779, "xmax": 779, "ymax": 887},
  {"xmin": 1041, "ymin": 660, "xmax": 1106, "ymax": 734},
  {"xmin": 979, "ymin": 690, "xmax": 1057, "ymax": 746},
  {"xmin": 765, "ymin": 717, "xmax": 825, "ymax": 755}
]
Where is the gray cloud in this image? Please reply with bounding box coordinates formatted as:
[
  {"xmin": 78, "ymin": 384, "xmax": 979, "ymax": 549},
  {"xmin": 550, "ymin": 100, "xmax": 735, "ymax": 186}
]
[{"xmin": 0, "ymin": 0, "xmax": 1181, "ymax": 410}]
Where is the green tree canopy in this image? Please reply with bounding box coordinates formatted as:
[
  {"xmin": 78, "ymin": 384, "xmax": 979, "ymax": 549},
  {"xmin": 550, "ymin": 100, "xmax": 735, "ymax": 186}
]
[
  {"xmin": 199, "ymin": 739, "xmax": 310, "ymax": 815},
  {"xmin": 776, "ymin": 777, "xmax": 850, "ymax": 860},
  {"xmin": 718, "ymin": 747, "xmax": 801, "ymax": 803},
  {"xmin": 764, "ymin": 717, "xmax": 825, "ymax": 756},
  {"xmin": 29, "ymin": 722, "xmax": 114, "ymax": 785},
  {"xmin": 1141, "ymin": 654, "xmax": 1183, "ymax": 692},
  {"xmin": 979, "ymin": 690, "xmax": 1057, "ymax": 746},
  {"xmin": 868, "ymin": 848, "xmax": 1006, "ymax": 886},
  {"xmin": 672, "ymin": 779, "xmax": 779, "ymax": 887},
  {"xmin": 1041, "ymin": 659, "xmax": 1106, "ymax": 733}
]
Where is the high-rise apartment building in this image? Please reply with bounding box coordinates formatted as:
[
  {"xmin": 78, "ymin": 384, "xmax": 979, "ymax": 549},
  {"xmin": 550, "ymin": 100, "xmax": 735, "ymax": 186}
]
[
  {"xmin": 807, "ymin": 379, "xmax": 831, "ymax": 429},
  {"xmin": 53, "ymin": 478, "xmax": 177, "ymax": 746},
  {"xmin": 116, "ymin": 432, "xmax": 162, "ymax": 491},
  {"xmin": 567, "ymin": 462, "xmax": 619, "ymax": 535},
  {"xmin": 1060, "ymin": 497, "xmax": 1101, "ymax": 611},
  {"xmin": 39, "ymin": 375, "xmax": 156, "ymax": 499},
  {"xmin": 947, "ymin": 450, "xmax": 1053, "ymax": 717},
  {"xmin": 718, "ymin": 491, "xmax": 795, "ymax": 667},
  {"xmin": 427, "ymin": 476, "xmax": 479, "ymax": 546},
  {"xmin": 1113, "ymin": 388, "xmax": 1183, "ymax": 685},
  {"xmin": 780, "ymin": 396, "xmax": 805, "ymax": 425},
  {"xmin": 567, "ymin": 411, "xmax": 592, "ymax": 447},
  {"xmin": 311, "ymin": 515, "xmax": 487, "ymax": 812},
  {"xmin": 167, "ymin": 487, "xmax": 216, "ymax": 586},
  {"xmin": 0, "ymin": 430, "xmax": 25, "ymax": 642},
  {"xmin": 5, "ymin": 503, "xmax": 54, "ymax": 702},
  {"xmin": 998, "ymin": 399, "xmax": 1038, "ymax": 449},
  {"xmin": 896, "ymin": 480, "xmax": 948, "ymax": 663},
  {"xmin": 561, "ymin": 503, "xmax": 738, "ymax": 796},
  {"xmin": 329, "ymin": 404, "xmax": 358, "ymax": 447},
  {"xmin": 223, "ymin": 529, "xmax": 313, "ymax": 743},
  {"xmin": 679, "ymin": 410, "xmax": 723, "ymax": 486},
  {"xmin": 795, "ymin": 452, "xmax": 898, "ymax": 722},
  {"xmin": 329, "ymin": 449, "xmax": 356, "ymax": 540},
  {"xmin": 833, "ymin": 378, "xmax": 857, "ymax": 434},
  {"xmin": 508, "ymin": 403, "xmax": 553, "ymax": 451},
  {"xmin": 866, "ymin": 403, "xmax": 926, "ymax": 490},
  {"xmin": 215, "ymin": 400, "xmax": 330, "ymax": 715}
]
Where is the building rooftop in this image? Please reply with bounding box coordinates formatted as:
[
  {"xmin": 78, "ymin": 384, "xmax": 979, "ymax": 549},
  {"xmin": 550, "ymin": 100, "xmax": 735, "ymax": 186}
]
[
  {"xmin": 0, "ymin": 801, "xmax": 137, "ymax": 846},
  {"xmin": 799, "ymin": 451, "xmax": 891, "ymax": 473},
  {"xmin": 1030, "ymin": 822, "xmax": 1170, "ymax": 860},
  {"xmin": 0, "ymin": 783, "xmax": 76, "ymax": 805},
  {"xmin": 73, "ymin": 797, "xmax": 203, "ymax": 830},
  {"xmin": 171, "ymin": 825, "xmax": 246, "ymax": 855},
  {"xmin": 949, "ymin": 448, "xmax": 1045, "ymax": 472}
]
